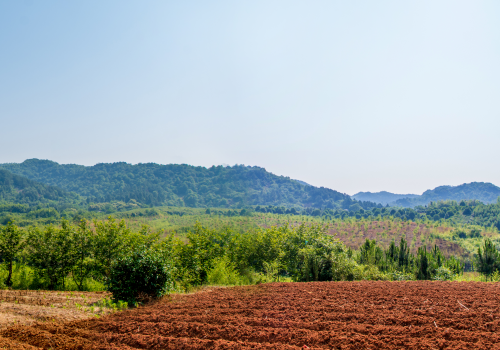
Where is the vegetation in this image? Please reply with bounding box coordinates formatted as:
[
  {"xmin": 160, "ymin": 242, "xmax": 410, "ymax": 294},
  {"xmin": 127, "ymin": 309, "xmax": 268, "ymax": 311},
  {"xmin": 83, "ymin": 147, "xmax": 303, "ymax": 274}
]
[
  {"xmin": 0, "ymin": 159, "xmax": 373, "ymax": 210},
  {"xmin": 3, "ymin": 202, "xmax": 500, "ymax": 260},
  {"xmin": 355, "ymin": 237, "xmax": 463, "ymax": 281},
  {"xmin": 2, "ymin": 160, "xmax": 500, "ymax": 234},
  {"xmin": 0, "ymin": 168, "xmax": 76, "ymax": 204},
  {"xmin": 280, "ymin": 199, "xmax": 500, "ymax": 231},
  {"xmin": 107, "ymin": 247, "xmax": 174, "ymax": 304},
  {"xmin": 1, "ymin": 158, "xmax": 500, "ymax": 303},
  {"xmin": 475, "ymin": 239, "xmax": 500, "ymax": 281},
  {"xmin": 1, "ymin": 215, "xmax": 494, "ymax": 297}
]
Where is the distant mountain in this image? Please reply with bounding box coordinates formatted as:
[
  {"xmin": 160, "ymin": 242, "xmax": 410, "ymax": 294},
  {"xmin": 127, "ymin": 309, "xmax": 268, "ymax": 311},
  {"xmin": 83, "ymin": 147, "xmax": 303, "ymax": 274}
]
[
  {"xmin": 353, "ymin": 182, "xmax": 500, "ymax": 208},
  {"xmin": 352, "ymin": 191, "xmax": 419, "ymax": 205},
  {"xmin": 393, "ymin": 182, "xmax": 500, "ymax": 208},
  {"xmin": 0, "ymin": 159, "xmax": 373, "ymax": 210},
  {"xmin": 0, "ymin": 168, "xmax": 72, "ymax": 204}
]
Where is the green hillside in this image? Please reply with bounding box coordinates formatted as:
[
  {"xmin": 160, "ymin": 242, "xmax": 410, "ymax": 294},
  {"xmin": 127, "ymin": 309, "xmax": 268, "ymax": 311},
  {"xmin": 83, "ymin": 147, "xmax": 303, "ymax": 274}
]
[
  {"xmin": 0, "ymin": 159, "xmax": 373, "ymax": 210},
  {"xmin": 0, "ymin": 169, "xmax": 73, "ymax": 204}
]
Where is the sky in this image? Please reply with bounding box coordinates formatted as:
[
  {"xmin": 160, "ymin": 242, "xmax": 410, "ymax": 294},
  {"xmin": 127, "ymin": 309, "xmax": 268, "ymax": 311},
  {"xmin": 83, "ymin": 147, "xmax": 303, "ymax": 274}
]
[{"xmin": 1, "ymin": 1, "xmax": 499, "ymax": 195}]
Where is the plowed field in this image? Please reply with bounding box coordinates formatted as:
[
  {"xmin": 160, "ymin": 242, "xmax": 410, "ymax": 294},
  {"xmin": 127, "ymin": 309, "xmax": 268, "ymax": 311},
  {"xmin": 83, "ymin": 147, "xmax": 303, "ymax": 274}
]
[
  {"xmin": 1, "ymin": 281, "xmax": 500, "ymax": 349},
  {"xmin": 0, "ymin": 290, "xmax": 112, "ymax": 330}
]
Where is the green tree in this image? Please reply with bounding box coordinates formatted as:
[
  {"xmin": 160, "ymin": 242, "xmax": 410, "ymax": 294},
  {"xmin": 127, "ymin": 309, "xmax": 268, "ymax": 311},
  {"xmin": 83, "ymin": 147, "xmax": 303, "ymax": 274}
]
[
  {"xmin": 93, "ymin": 217, "xmax": 130, "ymax": 278},
  {"xmin": 72, "ymin": 220, "xmax": 95, "ymax": 291},
  {"xmin": 0, "ymin": 222, "xmax": 24, "ymax": 287},
  {"xmin": 398, "ymin": 237, "xmax": 410, "ymax": 269},
  {"xmin": 416, "ymin": 246, "xmax": 430, "ymax": 280},
  {"xmin": 26, "ymin": 221, "xmax": 75, "ymax": 289},
  {"xmin": 476, "ymin": 239, "xmax": 499, "ymax": 281},
  {"xmin": 107, "ymin": 247, "xmax": 174, "ymax": 305}
]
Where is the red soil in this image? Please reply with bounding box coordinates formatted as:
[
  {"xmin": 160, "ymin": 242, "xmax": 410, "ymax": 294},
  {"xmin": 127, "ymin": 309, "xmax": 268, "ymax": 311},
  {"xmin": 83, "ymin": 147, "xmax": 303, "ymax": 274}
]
[{"xmin": 1, "ymin": 281, "xmax": 500, "ymax": 349}]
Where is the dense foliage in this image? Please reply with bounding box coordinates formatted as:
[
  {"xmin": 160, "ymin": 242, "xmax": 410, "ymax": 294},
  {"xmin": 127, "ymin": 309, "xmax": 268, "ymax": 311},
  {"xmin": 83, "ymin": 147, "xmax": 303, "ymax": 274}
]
[
  {"xmin": 107, "ymin": 247, "xmax": 174, "ymax": 304},
  {"xmin": 2, "ymin": 160, "xmax": 500, "ymax": 232},
  {"xmin": 0, "ymin": 169, "xmax": 74, "ymax": 204},
  {"xmin": 0, "ymin": 159, "xmax": 373, "ymax": 210},
  {"xmin": 0, "ymin": 217, "xmax": 484, "ymax": 299},
  {"xmin": 0, "ymin": 218, "xmax": 168, "ymax": 291},
  {"xmin": 475, "ymin": 238, "xmax": 500, "ymax": 281},
  {"xmin": 355, "ymin": 238, "xmax": 464, "ymax": 281}
]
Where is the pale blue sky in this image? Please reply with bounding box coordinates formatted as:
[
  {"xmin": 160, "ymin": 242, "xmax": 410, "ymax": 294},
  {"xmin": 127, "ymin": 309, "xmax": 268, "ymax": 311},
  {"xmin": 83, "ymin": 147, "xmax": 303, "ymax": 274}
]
[{"xmin": 1, "ymin": 1, "xmax": 499, "ymax": 195}]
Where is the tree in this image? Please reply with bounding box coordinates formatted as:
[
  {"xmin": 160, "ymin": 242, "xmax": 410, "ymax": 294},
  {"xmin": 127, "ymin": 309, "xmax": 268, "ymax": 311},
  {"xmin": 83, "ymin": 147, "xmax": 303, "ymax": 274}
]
[
  {"xmin": 386, "ymin": 239, "xmax": 399, "ymax": 264},
  {"xmin": 0, "ymin": 222, "xmax": 23, "ymax": 287},
  {"xmin": 107, "ymin": 247, "xmax": 174, "ymax": 305},
  {"xmin": 476, "ymin": 239, "xmax": 499, "ymax": 281},
  {"xmin": 93, "ymin": 217, "xmax": 130, "ymax": 278},
  {"xmin": 72, "ymin": 220, "xmax": 95, "ymax": 291},
  {"xmin": 26, "ymin": 221, "xmax": 75, "ymax": 289},
  {"xmin": 417, "ymin": 246, "xmax": 430, "ymax": 280},
  {"xmin": 398, "ymin": 237, "xmax": 410, "ymax": 269}
]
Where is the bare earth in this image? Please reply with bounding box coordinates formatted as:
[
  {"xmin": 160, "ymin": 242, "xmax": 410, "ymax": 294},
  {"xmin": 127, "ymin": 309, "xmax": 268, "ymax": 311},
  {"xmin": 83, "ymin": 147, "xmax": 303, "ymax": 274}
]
[
  {"xmin": 0, "ymin": 290, "xmax": 111, "ymax": 330},
  {"xmin": 1, "ymin": 282, "xmax": 500, "ymax": 349}
]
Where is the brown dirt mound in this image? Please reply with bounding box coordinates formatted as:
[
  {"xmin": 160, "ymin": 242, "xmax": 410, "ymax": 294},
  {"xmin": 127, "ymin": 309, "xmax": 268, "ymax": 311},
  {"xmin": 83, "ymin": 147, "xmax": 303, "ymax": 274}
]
[{"xmin": 2, "ymin": 281, "xmax": 500, "ymax": 349}]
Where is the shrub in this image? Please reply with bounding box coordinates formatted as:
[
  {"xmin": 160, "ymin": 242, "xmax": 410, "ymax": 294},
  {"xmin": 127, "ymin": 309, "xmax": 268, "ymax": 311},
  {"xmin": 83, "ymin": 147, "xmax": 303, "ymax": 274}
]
[
  {"xmin": 107, "ymin": 248, "xmax": 174, "ymax": 305},
  {"xmin": 433, "ymin": 266, "xmax": 455, "ymax": 281},
  {"xmin": 207, "ymin": 256, "xmax": 241, "ymax": 286},
  {"xmin": 391, "ymin": 271, "xmax": 415, "ymax": 281},
  {"xmin": 357, "ymin": 265, "xmax": 388, "ymax": 281},
  {"xmin": 491, "ymin": 270, "xmax": 500, "ymax": 282},
  {"xmin": 329, "ymin": 252, "xmax": 361, "ymax": 281}
]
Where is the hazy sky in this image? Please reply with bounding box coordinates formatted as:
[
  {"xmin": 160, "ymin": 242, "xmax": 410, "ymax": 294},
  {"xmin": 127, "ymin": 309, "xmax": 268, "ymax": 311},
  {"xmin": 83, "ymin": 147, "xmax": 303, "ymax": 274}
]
[{"xmin": 1, "ymin": 1, "xmax": 499, "ymax": 195}]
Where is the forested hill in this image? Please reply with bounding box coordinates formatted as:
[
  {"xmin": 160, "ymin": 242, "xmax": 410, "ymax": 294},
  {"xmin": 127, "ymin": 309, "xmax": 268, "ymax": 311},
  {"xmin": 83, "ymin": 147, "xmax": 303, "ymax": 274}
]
[
  {"xmin": 352, "ymin": 191, "xmax": 419, "ymax": 205},
  {"xmin": 0, "ymin": 159, "xmax": 375, "ymax": 209},
  {"xmin": 0, "ymin": 169, "xmax": 73, "ymax": 204},
  {"xmin": 393, "ymin": 182, "xmax": 500, "ymax": 208}
]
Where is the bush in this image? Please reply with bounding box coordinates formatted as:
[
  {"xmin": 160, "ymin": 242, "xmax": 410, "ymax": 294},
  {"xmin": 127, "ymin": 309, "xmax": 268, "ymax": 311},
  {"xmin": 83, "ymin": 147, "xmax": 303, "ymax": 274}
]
[
  {"xmin": 207, "ymin": 256, "xmax": 241, "ymax": 286},
  {"xmin": 433, "ymin": 266, "xmax": 455, "ymax": 281},
  {"xmin": 329, "ymin": 252, "xmax": 361, "ymax": 281},
  {"xmin": 391, "ymin": 271, "xmax": 415, "ymax": 281},
  {"xmin": 107, "ymin": 248, "xmax": 174, "ymax": 305},
  {"xmin": 357, "ymin": 265, "xmax": 388, "ymax": 281}
]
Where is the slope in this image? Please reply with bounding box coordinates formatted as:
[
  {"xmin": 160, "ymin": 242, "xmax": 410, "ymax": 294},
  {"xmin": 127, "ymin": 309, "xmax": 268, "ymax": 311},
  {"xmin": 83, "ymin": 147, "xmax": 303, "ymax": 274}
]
[
  {"xmin": 0, "ymin": 168, "xmax": 73, "ymax": 204},
  {"xmin": 0, "ymin": 159, "xmax": 368, "ymax": 209}
]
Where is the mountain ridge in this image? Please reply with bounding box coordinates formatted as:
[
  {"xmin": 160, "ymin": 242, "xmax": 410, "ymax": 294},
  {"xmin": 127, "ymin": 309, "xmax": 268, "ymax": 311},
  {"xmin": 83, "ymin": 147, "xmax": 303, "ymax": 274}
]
[
  {"xmin": 0, "ymin": 159, "xmax": 374, "ymax": 210},
  {"xmin": 353, "ymin": 182, "xmax": 500, "ymax": 208}
]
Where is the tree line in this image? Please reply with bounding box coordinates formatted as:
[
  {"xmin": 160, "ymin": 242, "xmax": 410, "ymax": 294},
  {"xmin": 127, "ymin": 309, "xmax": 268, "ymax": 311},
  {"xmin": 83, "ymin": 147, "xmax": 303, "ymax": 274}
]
[
  {"xmin": 258, "ymin": 198, "xmax": 500, "ymax": 231},
  {"xmin": 3, "ymin": 217, "xmax": 496, "ymax": 303}
]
